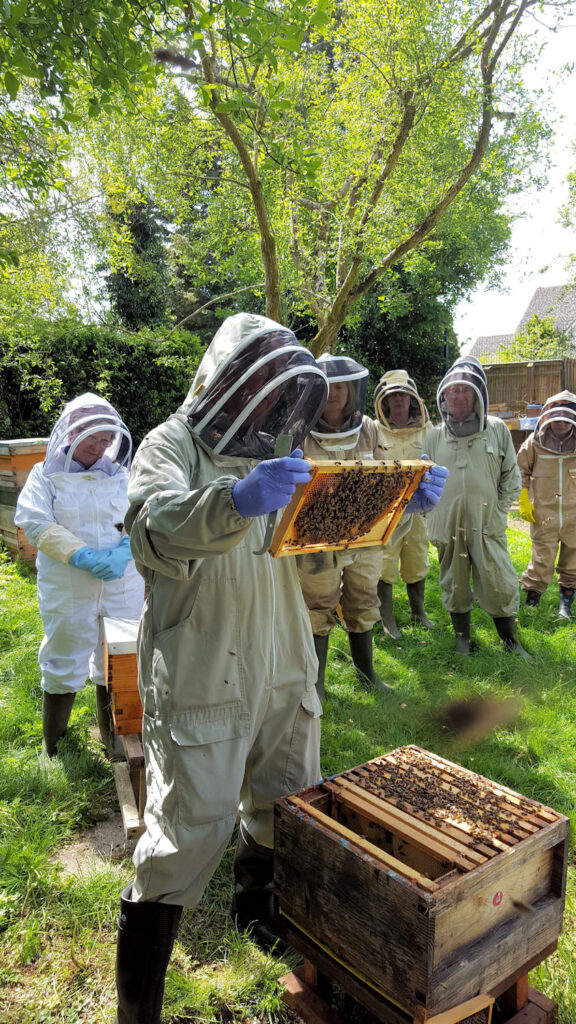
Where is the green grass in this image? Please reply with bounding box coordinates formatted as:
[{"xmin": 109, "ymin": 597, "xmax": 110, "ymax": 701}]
[{"xmin": 0, "ymin": 532, "xmax": 575, "ymax": 1023}]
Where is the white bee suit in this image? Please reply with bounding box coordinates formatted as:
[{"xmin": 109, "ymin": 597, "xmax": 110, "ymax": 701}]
[{"xmin": 15, "ymin": 393, "xmax": 144, "ymax": 694}]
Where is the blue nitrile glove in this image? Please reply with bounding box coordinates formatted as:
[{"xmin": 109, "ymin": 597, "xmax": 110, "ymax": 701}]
[
  {"xmin": 405, "ymin": 461, "xmax": 450, "ymax": 514},
  {"xmin": 232, "ymin": 449, "xmax": 312, "ymax": 518},
  {"xmin": 69, "ymin": 537, "xmax": 132, "ymax": 580}
]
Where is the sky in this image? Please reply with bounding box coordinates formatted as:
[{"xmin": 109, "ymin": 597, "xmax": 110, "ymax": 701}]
[{"xmin": 453, "ymin": 19, "xmax": 576, "ymax": 355}]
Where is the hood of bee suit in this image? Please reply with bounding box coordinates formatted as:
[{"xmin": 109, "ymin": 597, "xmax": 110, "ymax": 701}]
[
  {"xmin": 43, "ymin": 392, "xmax": 132, "ymax": 477},
  {"xmin": 373, "ymin": 369, "xmax": 430, "ymax": 430},
  {"xmin": 437, "ymin": 356, "xmax": 488, "ymax": 438},
  {"xmin": 309, "ymin": 353, "xmax": 369, "ymax": 451},
  {"xmin": 183, "ymin": 312, "xmax": 329, "ymax": 459},
  {"xmin": 534, "ymin": 390, "xmax": 576, "ymax": 453}
]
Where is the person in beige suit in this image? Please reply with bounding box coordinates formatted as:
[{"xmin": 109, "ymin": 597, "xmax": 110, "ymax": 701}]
[
  {"xmin": 373, "ymin": 369, "xmax": 432, "ymax": 638},
  {"xmin": 517, "ymin": 390, "xmax": 576, "ymax": 619}
]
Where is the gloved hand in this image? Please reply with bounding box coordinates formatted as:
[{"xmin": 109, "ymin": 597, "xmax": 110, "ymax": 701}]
[
  {"xmin": 69, "ymin": 537, "xmax": 133, "ymax": 580},
  {"xmin": 406, "ymin": 461, "xmax": 450, "ymax": 514},
  {"xmin": 232, "ymin": 449, "xmax": 312, "ymax": 518},
  {"xmin": 518, "ymin": 487, "xmax": 535, "ymax": 524}
]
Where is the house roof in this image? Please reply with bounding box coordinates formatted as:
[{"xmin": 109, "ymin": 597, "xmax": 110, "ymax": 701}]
[
  {"xmin": 468, "ymin": 334, "xmax": 515, "ymax": 359},
  {"xmin": 516, "ymin": 285, "xmax": 576, "ymax": 333},
  {"xmin": 468, "ymin": 282, "xmax": 576, "ymax": 360}
]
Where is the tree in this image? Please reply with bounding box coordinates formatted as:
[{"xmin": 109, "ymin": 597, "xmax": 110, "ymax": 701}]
[
  {"xmin": 104, "ymin": 200, "xmax": 171, "ymax": 329},
  {"xmin": 1, "ymin": 0, "xmax": 572, "ymax": 349},
  {"xmin": 491, "ymin": 314, "xmax": 575, "ymax": 363}
]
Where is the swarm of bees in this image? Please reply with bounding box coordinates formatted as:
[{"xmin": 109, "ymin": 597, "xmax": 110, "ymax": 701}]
[{"xmin": 293, "ymin": 462, "xmax": 413, "ymax": 546}]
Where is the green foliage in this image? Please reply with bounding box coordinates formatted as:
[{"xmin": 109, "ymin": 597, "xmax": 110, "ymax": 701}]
[
  {"xmin": 1, "ymin": 530, "xmax": 576, "ymax": 1021},
  {"xmin": 0, "ymin": 319, "xmax": 203, "ymax": 445},
  {"xmin": 491, "ymin": 314, "xmax": 575, "ymax": 363},
  {"xmin": 104, "ymin": 201, "xmax": 171, "ymax": 330}
]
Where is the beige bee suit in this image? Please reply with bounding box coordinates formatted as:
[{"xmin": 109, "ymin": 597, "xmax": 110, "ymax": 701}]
[
  {"xmin": 375, "ymin": 373, "xmax": 431, "ymax": 585},
  {"xmin": 425, "ymin": 417, "xmax": 521, "ymax": 616},
  {"xmin": 517, "ymin": 391, "xmax": 576, "ymax": 593}
]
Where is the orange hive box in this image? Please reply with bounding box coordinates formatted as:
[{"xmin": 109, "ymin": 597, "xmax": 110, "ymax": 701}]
[
  {"xmin": 103, "ymin": 617, "xmax": 142, "ymax": 735},
  {"xmin": 269, "ymin": 459, "xmax": 429, "ymax": 557},
  {"xmin": 0, "ymin": 438, "xmax": 48, "ymax": 562}
]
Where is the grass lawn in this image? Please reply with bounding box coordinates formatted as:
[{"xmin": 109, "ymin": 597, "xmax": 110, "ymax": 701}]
[{"xmin": 0, "ymin": 526, "xmax": 574, "ymax": 1023}]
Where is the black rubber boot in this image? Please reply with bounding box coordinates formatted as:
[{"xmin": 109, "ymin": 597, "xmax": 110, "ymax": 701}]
[
  {"xmin": 492, "ymin": 617, "xmax": 531, "ymax": 659},
  {"xmin": 348, "ymin": 630, "xmax": 393, "ymax": 693},
  {"xmin": 406, "ymin": 579, "xmax": 434, "ymax": 629},
  {"xmin": 116, "ymin": 884, "xmax": 182, "ymax": 1024},
  {"xmin": 377, "ymin": 580, "xmax": 400, "ymax": 639},
  {"xmin": 525, "ymin": 589, "xmax": 541, "ymax": 608},
  {"xmin": 558, "ymin": 586, "xmax": 575, "ymax": 621},
  {"xmin": 42, "ymin": 691, "xmax": 76, "ymax": 757},
  {"xmin": 313, "ymin": 634, "xmax": 329, "ymax": 701},
  {"xmin": 231, "ymin": 823, "xmax": 286, "ymax": 955},
  {"xmin": 96, "ymin": 685, "xmax": 123, "ymax": 760},
  {"xmin": 450, "ymin": 612, "xmax": 472, "ymax": 655}
]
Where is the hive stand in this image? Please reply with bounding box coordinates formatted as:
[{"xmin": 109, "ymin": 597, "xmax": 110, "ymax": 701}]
[
  {"xmin": 102, "ymin": 617, "xmax": 145, "ymax": 840},
  {"xmin": 279, "ymin": 956, "xmax": 556, "ymax": 1024}
]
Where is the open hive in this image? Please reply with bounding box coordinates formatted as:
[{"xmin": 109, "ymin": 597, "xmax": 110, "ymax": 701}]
[
  {"xmin": 269, "ymin": 459, "xmax": 429, "ymax": 557},
  {"xmin": 274, "ymin": 746, "xmax": 568, "ymax": 1021}
]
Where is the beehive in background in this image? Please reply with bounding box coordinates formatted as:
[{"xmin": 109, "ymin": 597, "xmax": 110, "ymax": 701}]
[
  {"xmin": 269, "ymin": 459, "xmax": 428, "ymax": 557},
  {"xmin": 103, "ymin": 617, "xmax": 142, "ymax": 735},
  {"xmin": 0, "ymin": 438, "xmax": 48, "ymax": 562}
]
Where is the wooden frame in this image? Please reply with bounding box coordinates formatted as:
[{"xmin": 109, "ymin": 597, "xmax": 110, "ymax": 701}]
[{"xmin": 269, "ymin": 459, "xmax": 429, "ymax": 557}]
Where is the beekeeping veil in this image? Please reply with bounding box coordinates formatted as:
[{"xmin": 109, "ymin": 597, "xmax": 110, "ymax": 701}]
[
  {"xmin": 184, "ymin": 313, "xmax": 328, "ymax": 459},
  {"xmin": 534, "ymin": 390, "xmax": 576, "ymax": 453},
  {"xmin": 437, "ymin": 356, "xmax": 488, "ymax": 438},
  {"xmin": 43, "ymin": 393, "xmax": 132, "ymax": 476},
  {"xmin": 309, "ymin": 354, "xmax": 369, "ymax": 451},
  {"xmin": 373, "ymin": 369, "xmax": 429, "ymax": 430}
]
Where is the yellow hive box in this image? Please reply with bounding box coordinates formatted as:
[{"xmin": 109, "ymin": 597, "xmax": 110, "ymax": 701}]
[{"xmin": 269, "ymin": 459, "xmax": 430, "ymax": 557}]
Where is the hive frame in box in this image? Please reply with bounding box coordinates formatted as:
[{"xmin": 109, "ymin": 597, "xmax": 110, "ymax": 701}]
[
  {"xmin": 269, "ymin": 459, "xmax": 430, "ymax": 557},
  {"xmin": 274, "ymin": 745, "xmax": 568, "ymax": 1022}
]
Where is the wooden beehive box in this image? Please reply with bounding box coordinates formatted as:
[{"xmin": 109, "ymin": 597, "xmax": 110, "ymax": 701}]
[
  {"xmin": 103, "ymin": 617, "xmax": 143, "ymax": 735},
  {"xmin": 274, "ymin": 746, "xmax": 569, "ymax": 1021},
  {"xmin": 269, "ymin": 459, "xmax": 429, "ymax": 557},
  {"xmin": 0, "ymin": 438, "xmax": 48, "ymax": 562}
]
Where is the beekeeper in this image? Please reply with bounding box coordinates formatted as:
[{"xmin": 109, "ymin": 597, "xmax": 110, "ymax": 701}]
[
  {"xmin": 114, "ymin": 313, "xmax": 330, "ymax": 1024},
  {"xmin": 14, "ymin": 394, "xmax": 144, "ymax": 757},
  {"xmin": 298, "ymin": 355, "xmax": 448, "ymax": 700},
  {"xmin": 424, "ymin": 357, "xmax": 528, "ymax": 657},
  {"xmin": 373, "ymin": 369, "xmax": 433, "ymax": 638},
  {"xmin": 517, "ymin": 391, "xmax": 576, "ymax": 619}
]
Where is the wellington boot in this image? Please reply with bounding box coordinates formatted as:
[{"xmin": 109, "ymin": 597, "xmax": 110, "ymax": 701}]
[
  {"xmin": 313, "ymin": 634, "xmax": 329, "ymax": 701},
  {"xmin": 377, "ymin": 580, "xmax": 400, "ymax": 639},
  {"xmin": 42, "ymin": 691, "xmax": 76, "ymax": 757},
  {"xmin": 231, "ymin": 823, "xmax": 287, "ymax": 956},
  {"xmin": 406, "ymin": 579, "xmax": 434, "ymax": 629},
  {"xmin": 558, "ymin": 586, "xmax": 575, "ymax": 621},
  {"xmin": 450, "ymin": 612, "xmax": 472, "ymax": 655},
  {"xmin": 348, "ymin": 629, "xmax": 393, "ymax": 693},
  {"xmin": 116, "ymin": 884, "xmax": 182, "ymax": 1024},
  {"xmin": 96, "ymin": 684, "xmax": 123, "ymax": 760},
  {"xmin": 492, "ymin": 617, "xmax": 532, "ymax": 659}
]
